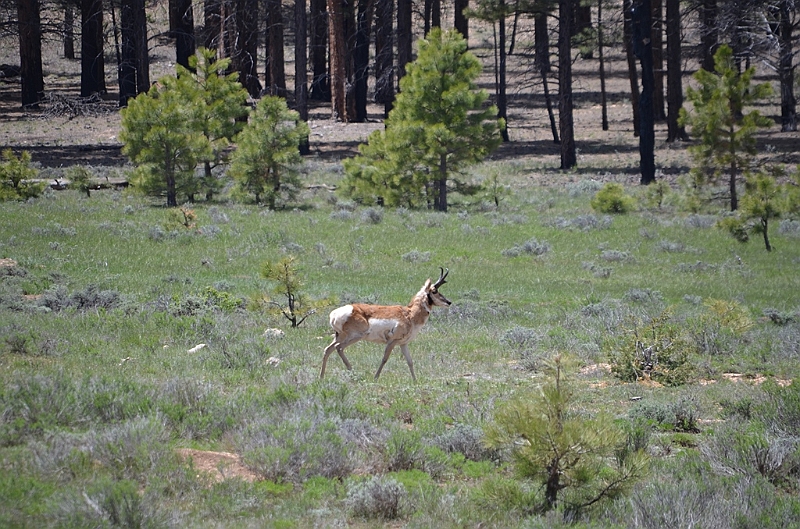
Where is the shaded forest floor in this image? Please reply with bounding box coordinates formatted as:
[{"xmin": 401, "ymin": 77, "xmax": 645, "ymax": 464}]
[{"xmin": 1, "ymin": 25, "xmax": 797, "ymax": 185}]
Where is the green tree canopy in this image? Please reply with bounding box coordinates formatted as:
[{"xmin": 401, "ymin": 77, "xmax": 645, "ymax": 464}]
[
  {"xmin": 679, "ymin": 45, "xmax": 773, "ymax": 211},
  {"xmin": 176, "ymin": 48, "xmax": 250, "ymax": 200},
  {"xmin": 120, "ymin": 48, "xmax": 248, "ymax": 207},
  {"xmin": 485, "ymin": 355, "xmax": 649, "ymax": 515},
  {"xmin": 342, "ymin": 28, "xmax": 504, "ymax": 211},
  {"xmin": 228, "ymin": 96, "xmax": 310, "ymax": 209}
]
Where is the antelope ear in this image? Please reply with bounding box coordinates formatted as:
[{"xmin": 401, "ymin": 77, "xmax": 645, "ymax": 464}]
[{"xmin": 424, "ymin": 279, "xmax": 432, "ymax": 290}]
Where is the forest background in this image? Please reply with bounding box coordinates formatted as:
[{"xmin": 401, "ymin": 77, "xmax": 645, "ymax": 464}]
[{"xmin": 1, "ymin": 0, "xmax": 800, "ymax": 527}]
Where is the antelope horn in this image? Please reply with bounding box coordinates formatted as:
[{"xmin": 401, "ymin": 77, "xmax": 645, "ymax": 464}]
[{"xmin": 433, "ymin": 267, "xmax": 449, "ymax": 288}]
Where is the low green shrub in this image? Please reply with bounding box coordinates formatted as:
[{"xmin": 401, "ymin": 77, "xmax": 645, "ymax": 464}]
[{"xmin": 590, "ymin": 183, "xmax": 635, "ymax": 214}]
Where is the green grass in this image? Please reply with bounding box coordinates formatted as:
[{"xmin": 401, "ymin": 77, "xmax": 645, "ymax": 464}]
[{"xmin": 1, "ymin": 169, "xmax": 799, "ymax": 527}]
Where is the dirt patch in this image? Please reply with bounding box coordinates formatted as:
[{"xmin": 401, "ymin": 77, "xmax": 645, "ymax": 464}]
[{"xmin": 176, "ymin": 448, "xmax": 259, "ymax": 483}]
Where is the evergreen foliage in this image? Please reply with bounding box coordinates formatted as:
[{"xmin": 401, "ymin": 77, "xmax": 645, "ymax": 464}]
[
  {"xmin": 258, "ymin": 256, "xmax": 328, "ymax": 328},
  {"xmin": 342, "ymin": 28, "xmax": 504, "ymax": 211},
  {"xmin": 120, "ymin": 48, "xmax": 247, "ymax": 207},
  {"xmin": 120, "ymin": 76, "xmax": 210, "ymax": 207},
  {"xmin": 679, "ymin": 45, "xmax": 773, "ymax": 211},
  {"xmin": 176, "ymin": 48, "xmax": 250, "ymax": 200},
  {"xmin": 0, "ymin": 149, "xmax": 44, "ymax": 201},
  {"xmin": 590, "ymin": 182, "xmax": 636, "ymax": 214},
  {"xmin": 228, "ymin": 96, "xmax": 310, "ymax": 209},
  {"xmin": 484, "ymin": 355, "xmax": 649, "ymax": 515}
]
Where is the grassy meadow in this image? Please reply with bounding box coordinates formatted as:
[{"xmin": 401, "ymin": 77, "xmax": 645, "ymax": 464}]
[{"xmin": 1, "ymin": 159, "xmax": 800, "ymax": 528}]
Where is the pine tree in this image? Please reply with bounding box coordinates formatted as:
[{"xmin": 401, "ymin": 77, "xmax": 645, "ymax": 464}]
[
  {"xmin": 679, "ymin": 45, "xmax": 772, "ymax": 211},
  {"xmin": 176, "ymin": 48, "xmax": 250, "ymax": 200},
  {"xmin": 120, "ymin": 75, "xmax": 210, "ymax": 207},
  {"xmin": 228, "ymin": 96, "xmax": 310, "ymax": 209},
  {"xmin": 484, "ymin": 355, "xmax": 649, "ymax": 515},
  {"xmin": 342, "ymin": 28, "xmax": 504, "ymax": 211}
]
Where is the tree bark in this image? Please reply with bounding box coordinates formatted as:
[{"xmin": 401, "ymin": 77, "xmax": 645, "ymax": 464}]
[
  {"xmin": 375, "ymin": 0, "xmax": 394, "ymax": 117},
  {"xmin": 651, "ymin": 0, "xmax": 665, "ymax": 120},
  {"xmin": 353, "ymin": 0, "xmax": 373, "ymax": 122},
  {"xmin": 120, "ymin": 0, "xmax": 148, "ymax": 106},
  {"xmin": 231, "ymin": 0, "xmax": 259, "ymax": 96},
  {"xmin": 454, "ymin": 0, "xmax": 468, "ymax": 41},
  {"xmin": 424, "ymin": 0, "xmax": 440, "ymax": 34},
  {"xmin": 558, "ymin": 0, "xmax": 576, "ymax": 168},
  {"xmin": 498, "ymin": 0, "xmax": 509, "ymax": 141},
  {"xmin": 623, "ymin": 0, "xmax": 640, "ymax": 136},
  {"xmin": 81, "ymin": 0, "xmax": 105, "ymax": 96},
  {"xmin": 64, "ymin": 4, "xmax": 75, "ymax": 59},
  {"xmin": 534, "ymin": 11, "xmax": 550, "ymax": 73},
  {"xmin": 327, "ymin": 0, "xmax": 347, "ymax": 120},
  {"xmin": 295, "ymin": 0, "xmax": 310, "ymax": 154},
  {"xmin": 665, "ymin": 0, "xmax": 687, "ymax": 141},
  {"xmin": 598, "ymin": 0, "xmax": 608, "ymax": 130},
  {"xmin": 700, "ymin": 0, "xmax": 717, "ymax": 72},
  {"xmin": 397, "ymin": 0, "xmax": 412, "ymax": 81},
  {"xmin": 778, "ymin": 0, "xmax": 796, "ymax": 132},
  {"xmin": 18, "ymin": 0, "xmax": 44, "ymax": 107},
  {"xmin": 309, "ymin": 0, "xmax": 329, "ymax": 100},
  {"xmin": 632, "ymin": 0, "xmax": 655, "ymax": 184},
  {"xmin": 174, "ymin": 0, "xmax": 195, "ymax": 69},
  {"xmin": 266, "ymin": 0, "xmax": 286, "ymax": 97}
]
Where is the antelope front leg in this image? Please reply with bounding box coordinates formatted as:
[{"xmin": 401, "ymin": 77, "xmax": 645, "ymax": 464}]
[{"xmin": 399, "ymin": 344, "xmax": 417, "ymax": 383}]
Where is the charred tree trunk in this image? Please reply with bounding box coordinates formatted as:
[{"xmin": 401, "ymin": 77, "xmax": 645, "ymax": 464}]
[
  {"xmin": 64, "ymin": 4, "xmax": 75, "ymax": 59},
  {"xmin": 598, "ymin": 0, "xmax": 608, "ymax": 130},
  {"xmin": 534, "ymin": 11, "xmax": 550, "ymax": 73},
  {"xmin": 665, "ymin": 0, "xmax": 687, "ymax": 141},
  {"xmin": 309, "ymin": 0, "xmax": 329, "ymax": 100},
  {"xmin": 632, "ymin": 0, "xmax": 655, "ymax": 185},
  {"xmin": 120, "ymin": 0, "xmax": 149, "ymax": 106},
  {"xmin": 232, "ymin": 0, "xmax": 259, "ymax": 96},
  {"xmin": 397, "ymin": 0, "xmax": 412, "ymax": 82},
  {"xmin": 651, "ymin": 0, "xmax": 665, "ymax": 120},
  {"xmin": 375, "ymin": 0, "xmax": 394, "ymax": 117},
  {"xmin": 174, "ymin": 0, "xmax": 195, "ymax": 69},
  {"xmin": 18, "ymin": 0, "xmax": 44, "ymax": 107},
  {"xmin": 498, "ymin": 0, "xmax": 509, "ymax": 141},
  {"xmin": 700, "ymin": 0, "xmax": 717, "ymax": 72},
  {"xmin": 266, "ymin": 0, "xmax": 286, "ymax": 96},
  {"xmin": 623, "ymin": 0, "xmax": 640, "ymax": 136},
  {"xmin": 203, "ymin": 0, "xmax": 220, "ymax": 50},
  {"xmin": 424, "ymin": 0, "xmax": 440, "ymax": 34},
  {"xmin": 559, "ymin": 0, "xmax": 576, "ymax": 168},
  {"xmin": 454, "ymin": 0, "xmax": 468, "ymax": 41},
  {"xmin": 353, "ymin": 0, "xmax": 373, "ymax": 122},
  {"xmin": 81, "ymin": 0, "xmax": 105, "ymax": 96},
  {"xmin": 295, "ymin": 0, "xmax": 310, "ymax": 154},
  {"xmin": 778, "ymin": 0, "xmax": 796, "ymax": 132}
]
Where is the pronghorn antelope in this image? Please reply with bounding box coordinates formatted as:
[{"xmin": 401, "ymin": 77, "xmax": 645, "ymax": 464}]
[{"xmin": 320, "ymin": 268, "xmax": 451, "ymax": 382}]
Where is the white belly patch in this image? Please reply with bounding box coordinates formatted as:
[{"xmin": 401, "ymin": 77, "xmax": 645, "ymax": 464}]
[{"xmin": 364, "ymin": 318, "xmax": 400, "ymax": 343}]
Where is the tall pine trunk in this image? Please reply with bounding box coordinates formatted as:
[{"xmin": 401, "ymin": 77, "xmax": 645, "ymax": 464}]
[
  {"xmin": 778, "ymin": 0, "xmax": 796, "ymax": 131},
  {"xmin": 64, "ymin": 4, "xmax": 75, "ymax": 59},
  {"xmin": 353, "ymin": 0, "xmax": 373, "ymax": 122},
  {"xmin": 701, "ymin": 0, "xmax": 717, "ymax": 72},
  {"xmin": 174, "ymin": 0, "xmax": 195, "ymax": 69},
  {"xmin": 498, "ymin": 0, "xmax": 509, "ymax": 141},
  {"xmin": 397, "ymin": 0, "xmax": 412, "ymax": 81},
  {"xmin": 327, "ymin": 0, "xmax": 346, "ymax": 120},
  {"xmin": 632, "ymin": 0, "xmax": 655, "ymax": 184},
  {"xmin": 665, "ymin": 0, "xmax": 686, "ymax": 141},
  {"xmin": 18, "ymin": 0, "xmax": 44, "ymax": 107},
  {"xmin": 651, "ymin": 0, "xmax": 665, "ymax": 120},
  {"xmin": 266, "ymin": 0, "xmax": 286, "ymax": 97},
  {"xmin": 374, "ymin": 0, "xmax": 394, "ymax": 117},
  {"xmin": 295, "ymin": 0, "xmax": 310, "ymax": 154},
  {"xmin": 454, "ymin": 0, "xmax": 468, "ymax": 41},
  {"xmin": 309, "ymin": 0, "xmax": 329, "ymax": 100},
  {"xmin": 623, "ymin": 0, "xmax": 640, "ymax": 136},
  {"xmin": 558, "ymin": 0, "xmax": 576, "ymax": 168},
  {"xmin": 598, "ymin": 0, "xmax": 608, "ymax": 131},
  {"xmin": 81, "ymin": 0, "xmax": 105, "ymax": 96}
]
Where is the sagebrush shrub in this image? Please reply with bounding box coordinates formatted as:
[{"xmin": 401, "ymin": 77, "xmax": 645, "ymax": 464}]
[{"xmin": 346, "ymin": 476, "xmax": 408, "ymax": 520}]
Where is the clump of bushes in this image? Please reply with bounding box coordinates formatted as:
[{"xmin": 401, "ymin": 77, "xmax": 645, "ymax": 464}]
[
  {"xmin": 590, "ymin": 183, "xmax": 635, "ymax": 214},
  {"xmin": 607, "ymin": 309, "xmax": 695, "ymax": 386},
  {"xmin": 0, "ymin": 149, "xmax": 45, "ymax": 201},
  {"xmin": 346, "ymin": 476, "xmax": 408, "ymax": 520},
  {"xmin": 501, "ymin": 238, "xmax": 550, "ymax": 257}
]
